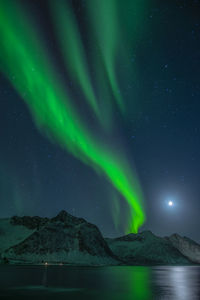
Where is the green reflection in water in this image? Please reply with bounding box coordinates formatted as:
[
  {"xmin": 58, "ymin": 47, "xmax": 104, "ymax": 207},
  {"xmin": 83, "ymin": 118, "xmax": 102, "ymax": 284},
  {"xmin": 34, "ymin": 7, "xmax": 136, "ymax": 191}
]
[{"xmin": 131, "ymin": 267, "xmax": 152, "ymax": 300}]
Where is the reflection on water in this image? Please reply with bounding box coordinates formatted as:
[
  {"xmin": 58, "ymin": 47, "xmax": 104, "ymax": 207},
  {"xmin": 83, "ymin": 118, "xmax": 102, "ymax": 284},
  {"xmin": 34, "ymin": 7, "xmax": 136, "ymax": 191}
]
[
  {"xmin": 0, "ymin": 265, "xmax": 199, "ymax": 299},
  {"xmin": 153, "ymin": 266, "xmax": 200, "ymax": 300},
  {"xmin": 131, "ymin": 267, "xmax": 152, "ymax": 300},
  {"xmin": 42, "ymin": 265, "xmax": 47, "ymax": 287}
]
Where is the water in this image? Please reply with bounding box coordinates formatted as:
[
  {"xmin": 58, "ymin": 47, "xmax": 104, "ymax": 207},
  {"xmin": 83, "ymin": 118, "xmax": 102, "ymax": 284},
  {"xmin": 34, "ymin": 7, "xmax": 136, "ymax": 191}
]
[{"xmin": 0, "ymin": 265, "xmax": 199, "ymax": 299}]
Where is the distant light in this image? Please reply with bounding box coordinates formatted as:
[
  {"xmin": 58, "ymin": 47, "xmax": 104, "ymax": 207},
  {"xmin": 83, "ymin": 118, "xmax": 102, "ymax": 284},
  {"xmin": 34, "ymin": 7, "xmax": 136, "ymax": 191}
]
[
  {"xmin": 168, "ymin": 201, "xmax": 173, "ymax": 206},
  {"xmin": 45, "ymin": 262, "xmax": 48, "ymax": 266}
]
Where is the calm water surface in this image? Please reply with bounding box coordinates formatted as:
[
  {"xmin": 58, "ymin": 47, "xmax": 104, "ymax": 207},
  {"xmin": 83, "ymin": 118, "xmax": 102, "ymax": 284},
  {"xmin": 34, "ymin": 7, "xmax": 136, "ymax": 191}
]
[{"xmin": 0, "ymin": 265, "xmax": 199, "ymax": 299}]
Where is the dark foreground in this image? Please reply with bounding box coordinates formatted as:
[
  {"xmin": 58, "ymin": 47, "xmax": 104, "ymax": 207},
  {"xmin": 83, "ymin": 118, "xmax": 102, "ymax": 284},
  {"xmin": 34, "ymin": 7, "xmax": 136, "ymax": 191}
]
[{"xmin": 0, "ymin": 265, "xmax": 200, "ymax": 300}]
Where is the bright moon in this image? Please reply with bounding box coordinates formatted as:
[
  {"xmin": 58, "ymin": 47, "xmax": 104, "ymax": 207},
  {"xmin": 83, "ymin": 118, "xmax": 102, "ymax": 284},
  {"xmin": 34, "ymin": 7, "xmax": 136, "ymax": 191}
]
[{"xmin": 168, "ymin": 201, "xmax": 173, "ymax": 206}]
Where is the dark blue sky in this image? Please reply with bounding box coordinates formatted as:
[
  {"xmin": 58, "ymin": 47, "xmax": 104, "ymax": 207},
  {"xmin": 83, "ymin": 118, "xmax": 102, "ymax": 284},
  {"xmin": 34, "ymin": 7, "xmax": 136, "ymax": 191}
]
[{"xmin": 0, "ymin": 0, "xmax": 200, "ymax": 242}]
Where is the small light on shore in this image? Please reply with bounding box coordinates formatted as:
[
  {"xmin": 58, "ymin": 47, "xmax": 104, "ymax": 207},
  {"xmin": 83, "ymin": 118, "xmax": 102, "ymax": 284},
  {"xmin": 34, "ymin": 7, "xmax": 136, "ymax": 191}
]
[{"xmin": 45, "ymin": 262, "xmax": 48, "ymax": 266}]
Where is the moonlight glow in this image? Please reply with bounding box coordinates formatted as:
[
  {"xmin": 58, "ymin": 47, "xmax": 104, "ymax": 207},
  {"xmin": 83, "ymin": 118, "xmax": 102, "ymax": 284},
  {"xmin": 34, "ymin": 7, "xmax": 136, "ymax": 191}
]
[{"xmin": 168, "ymin": 201, "xmax": 174, "ymax": 207}]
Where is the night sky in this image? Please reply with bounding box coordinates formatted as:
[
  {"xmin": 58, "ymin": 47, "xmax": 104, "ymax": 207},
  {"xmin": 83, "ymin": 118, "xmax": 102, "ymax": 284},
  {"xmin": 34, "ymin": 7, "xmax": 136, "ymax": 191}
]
[{"xmin": 1, "ymin": 0, "xmax": 200, "ymax": 242}]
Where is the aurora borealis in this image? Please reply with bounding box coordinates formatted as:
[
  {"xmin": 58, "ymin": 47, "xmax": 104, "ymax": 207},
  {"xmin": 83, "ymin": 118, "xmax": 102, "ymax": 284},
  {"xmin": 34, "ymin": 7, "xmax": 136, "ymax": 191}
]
[
  {"xmin": 0, "ymin": 0, "xmax": 145, "ymax": 233},
  {"xmin": 1, "ymin": 0, "xmax": 200, "ymax": 242}
]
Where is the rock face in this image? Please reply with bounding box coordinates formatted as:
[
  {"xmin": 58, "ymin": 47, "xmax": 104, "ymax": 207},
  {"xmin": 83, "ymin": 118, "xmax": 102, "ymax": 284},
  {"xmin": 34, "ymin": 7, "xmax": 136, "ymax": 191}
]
[
  {"xmin": 10, "ymin": 215, "xmax": 49, "ymax": 229},
  {"xmin": 3, "ymin": 211, "xmax": 118, "ymax": 265},
  {"xmin": 106, "ymin": 231, "xmax": 191, "ymax": 265},
  {"xmin": 168, "ymin": 234, "xmax": 200, "ymax": 264}
]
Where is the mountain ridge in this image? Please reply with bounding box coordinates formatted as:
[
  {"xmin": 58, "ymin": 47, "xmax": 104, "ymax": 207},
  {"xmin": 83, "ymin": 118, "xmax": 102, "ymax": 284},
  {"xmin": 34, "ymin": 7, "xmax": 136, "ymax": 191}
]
[{"xmin": 0, "ymin": 210, "xmax": 199, "ymax": 266}]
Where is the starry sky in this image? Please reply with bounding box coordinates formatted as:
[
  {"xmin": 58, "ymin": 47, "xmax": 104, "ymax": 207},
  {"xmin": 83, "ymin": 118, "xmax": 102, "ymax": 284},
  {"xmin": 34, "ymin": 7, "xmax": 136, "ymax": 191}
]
[{"xmin": 1, "ymin": 0, "xmax": 200, "ymax": 242}]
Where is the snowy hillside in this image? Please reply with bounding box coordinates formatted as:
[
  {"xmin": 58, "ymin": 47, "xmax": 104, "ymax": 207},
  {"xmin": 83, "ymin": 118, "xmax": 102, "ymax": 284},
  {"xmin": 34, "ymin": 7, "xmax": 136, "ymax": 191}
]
[
  {"xmin": 106, "ymin": 231, "xmax": 191, "ymax": 265},
  {"xmin": 0, "ymin": 218, "xmax": 34, "ymax": 252},
  {"xmin": 0, "ymin": 211, "xmax": 199, "ymax": 266},
  {"xmin": 1, "ymin": 211, "xmax": 118, "ymax": 265}
]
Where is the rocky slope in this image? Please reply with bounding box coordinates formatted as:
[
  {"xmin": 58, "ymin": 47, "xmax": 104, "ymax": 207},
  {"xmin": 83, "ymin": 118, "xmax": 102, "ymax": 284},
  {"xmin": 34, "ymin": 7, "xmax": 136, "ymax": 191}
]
[
  {"xmin": 1, "ymin": 211, "xmax": 118, "ymax": 265},
  {"xmin": 0, "ymin": 211, "xmax": 199, "ymax": 265},
  {"xmin": 106, "ymin": 231, "xmax": 192, "ymax": 265},
  {"xmin": 167, "ymin": 233, "xmax": 200, "ymax": 264}
]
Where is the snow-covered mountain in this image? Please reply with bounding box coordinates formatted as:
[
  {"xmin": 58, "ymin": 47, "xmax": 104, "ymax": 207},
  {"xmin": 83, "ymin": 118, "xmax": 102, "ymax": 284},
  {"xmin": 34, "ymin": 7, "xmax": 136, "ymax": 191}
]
[
  {"xmin": 106, "ymin": 231, "xmax": 192, "ymax": 265},
  {"xmin": 0, "ymin": 211, "xmax": 199, "ymax": 265},
  {"xmin": 0, "ymin": 211, "xmax": 118, "ymax": 265}
]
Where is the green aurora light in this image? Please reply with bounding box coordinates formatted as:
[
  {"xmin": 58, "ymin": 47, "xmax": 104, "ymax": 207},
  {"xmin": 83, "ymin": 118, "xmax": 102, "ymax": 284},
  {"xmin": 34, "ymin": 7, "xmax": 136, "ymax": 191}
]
[
  {"xmin": 86, "ymin": 0, "xmax": 124, "ymax": 112},
  {"xmin": 0, "ymin": 0, "xmax": 145, "ymax": 233},
  {"xmin": 50, "ymin": 0, "xmax": 101, "ymax": 120}
]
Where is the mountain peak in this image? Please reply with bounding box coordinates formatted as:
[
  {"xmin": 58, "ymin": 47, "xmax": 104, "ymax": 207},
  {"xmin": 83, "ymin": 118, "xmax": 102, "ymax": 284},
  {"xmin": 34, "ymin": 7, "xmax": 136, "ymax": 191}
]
[
  {"xmin": 51, "ymin": 210, "xmax": 86, "ymax": 226},
  {"xmin": 55, "ymin": 210, "xmax": 71, "ymax": 220}
]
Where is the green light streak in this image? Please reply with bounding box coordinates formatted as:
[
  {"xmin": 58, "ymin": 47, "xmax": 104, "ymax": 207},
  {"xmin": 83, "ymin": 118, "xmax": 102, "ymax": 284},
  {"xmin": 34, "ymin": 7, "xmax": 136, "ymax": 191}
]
[
  {"xmin": 0, "ymin": 0, "xmax": 145, "ymax": 232},
  {"xmin": 87, "ymin": 0, "xmax": 124, "ymax": 112},
  {"xmin": 50, "ymin": 1, "xmax": 100, "ymax": 119},
  {"xmin": 110, "ymin": 191, "xmax": 121, "ymax": 231},
  {"xmin": 0, "ymin": 163, "xmax": 24, "ymax": 215}
]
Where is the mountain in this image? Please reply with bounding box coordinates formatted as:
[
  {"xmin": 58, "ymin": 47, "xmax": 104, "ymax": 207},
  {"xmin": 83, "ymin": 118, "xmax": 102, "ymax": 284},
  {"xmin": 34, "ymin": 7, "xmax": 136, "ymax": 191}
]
[
  {"xmin": 0, "ymin": 211, "xmax": 199, "ymax": 265},
  {"xmin": 106, "ymin": 231, "xmax": 192, "ymax": 265},
  {"xmin": 0, "ymin": 211, "xmax": 118, "ymax": 265}
]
